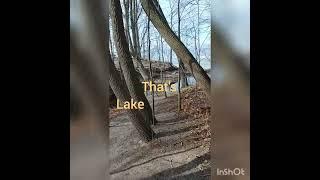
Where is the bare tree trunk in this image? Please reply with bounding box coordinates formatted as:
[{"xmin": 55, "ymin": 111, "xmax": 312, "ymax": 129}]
[
  {"xmin": 110, "ymin": 0, "xmax": 157, "ymax": 126},
  {"xmin": 157, "ymin": 38, "xmax": 162, "ymax": 82},
  {"xmin": 160, "ymin": 37, "xmax": 163, "ymax": 82},
  {"xmin": 123, "ymin": 0, "xmax": 134, "ymax": 54},
  {"xmin": 142, "ymin": 30, "xmax": 145, "ymax": 59},
  {"xmin": 118, "ymin": 58, "xmax": 124, "ymax": 80},
  {"xmin": 110, "ymin": 38, "xmax": 114, "ymax": 58},
  {"xmin": 169, "ymin": 49, "xmax": 173, "ymax": 66},
  {"xmin": 193, "ymin": 22, "xmax": 199, "ymax": 91},
  {"xmin": 161, "ymin": 37, "xmax": 167, "ymax": 98},
  {"xmin": 130, "ymin": 0, "xmax": 150, "ymax": 80},
  {"xmin": 169, "ymin": 2, "xmax": 173, "ymax": 66},
  {"xmin": 140, "ymin": 26, "xmax": 148, "ymax": 60},
  {"xmin": 193, "ymin": 23, "xmax": 197, "ymax": 61},
  {"xmin": 197, "ymin": 0, "xmax": 201, "ymax": 65},
  {"xmin": 108, "ymin": 50, "xmax": 154, "ymax": 142},
  {"xmin": 178, "ymin": 62, "xmax": 181, "ymax": 111},
  {"xmin": 134, "ymin": 0, "xmax": 141, "ymax": 58},
  {"xmin": 177, "ymin": 0, "xmax": 188, "ymax": 88},
  {"xmin": 123, "ymin": 0, "xmax": 147, "ymax": 80},
  {"xmin": 140, "ymin": 0, "xmax": 211, "ymax": 96},
  {"xmin": 147, "ymin": 1, "xmax": 156, "ymax": 126},
  {"xmin": 177, "ymin": 0, "xmax": 182, "ymax": 111},
  {"xmin": 152, "ymin": 0, "xmax": 168, "ymax": 22}
]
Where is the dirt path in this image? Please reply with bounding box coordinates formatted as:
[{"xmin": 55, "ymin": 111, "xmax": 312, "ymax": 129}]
[{"xmin": 109, "ymin": 91, "xmax": 211, "ymax": 179}]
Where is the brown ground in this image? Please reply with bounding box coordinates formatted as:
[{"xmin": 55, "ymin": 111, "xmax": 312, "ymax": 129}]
[{"xmin": 109, "ymin": 86, "xmax": 211, "ymax": 179}]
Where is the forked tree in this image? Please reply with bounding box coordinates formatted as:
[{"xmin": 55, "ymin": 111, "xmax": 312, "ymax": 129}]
[
  {"xmin": 123, "ymin": 0, "xmax": 150, "ymax": 81},
  {"xmin": 120, "ymin": 0, "xmax": 147, "ymax": 80},
  {"xmin": 110, "ymin": 0, "xmax": 157, "ymax": 125},
  {"xmin": 108, "ymin": 50, "xmax": 154, "ymax": 141}
]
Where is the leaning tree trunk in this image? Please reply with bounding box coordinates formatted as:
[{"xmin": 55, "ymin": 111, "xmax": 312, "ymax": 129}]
[
  {"xmin": 108, "ymin": 51, "xmax": 154, "ymax": 142},
  {"xmin": 152, "ymin": 0, "xmax": 168, "ymax": 22},
  {"xmin": 110, "ymin": 0, "xmax": 157, "ymax": 125},
  {"xmin": 140, "ymin": 0, "xmax": 211, "ymax": 96}
]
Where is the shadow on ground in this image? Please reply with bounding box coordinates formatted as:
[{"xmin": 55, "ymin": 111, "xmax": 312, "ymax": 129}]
[
  {"xmin": 156, "ymin": 122, "xmax": 205, "ymax": 138},
  {"xmin": 110, "ymin": 145, "xmax": 202, "ymax": 175},
  {"xmin": 141, "ymin": 152, "xmax": 210, "ymax": 180}
]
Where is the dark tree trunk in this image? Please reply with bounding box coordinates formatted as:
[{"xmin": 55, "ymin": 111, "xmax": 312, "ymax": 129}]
[
  {"xmin": 108, "ymin": 51, "xmax": 154, "ymax": 142},
  {"xmin": 147, "ymin": 1, "xmax": 156, "ymax": 126},
  {"xmin": 123, "ymin": 0, "xmax": 134, "ymax": 54},
  {"xmin": 110, "ymin": 0, "xmax": 157, "ymax": 126}
]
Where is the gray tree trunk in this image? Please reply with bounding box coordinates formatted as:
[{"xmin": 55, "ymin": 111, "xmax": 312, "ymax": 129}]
[
  {"xmin": 177, "ymin": 0, "xmax": 188, "ymax": 88},
  {"xmin": 110, "ymin": 0, "xmax": 157, "ymax": 126}
]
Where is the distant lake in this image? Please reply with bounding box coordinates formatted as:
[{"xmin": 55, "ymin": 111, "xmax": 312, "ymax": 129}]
[{"xmin": 173, "ymin": 72, "xmax": 211, "ymax": 87}]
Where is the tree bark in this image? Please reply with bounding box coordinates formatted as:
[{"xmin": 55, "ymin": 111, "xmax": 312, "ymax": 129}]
[
  {"xmin": 147, "ymin": 1, "xmax": 156, "ymax": 125},
  {"xmin": 109, "ymin": 18, "xmax": 115, "ymax": 59},
  {"xmin": 110, "ymin": 0, "xmax": 157, "ymax": 126},
  {"xmin": 140, "ymin": 0, "xmax": 211, "ymax": 96},
  {"xmin": 123, "ymin": 0, "xmax": 134, "ymax": 54},
  {"xmin": 108, "ymin": 50, "xmax": 154, "ymax": 142}
]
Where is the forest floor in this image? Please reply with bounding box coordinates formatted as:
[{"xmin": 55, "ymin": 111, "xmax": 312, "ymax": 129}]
[{"xmin": 109, "ymin": 86, "xmax": 211, "ymax": 180}]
